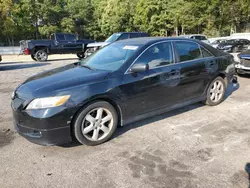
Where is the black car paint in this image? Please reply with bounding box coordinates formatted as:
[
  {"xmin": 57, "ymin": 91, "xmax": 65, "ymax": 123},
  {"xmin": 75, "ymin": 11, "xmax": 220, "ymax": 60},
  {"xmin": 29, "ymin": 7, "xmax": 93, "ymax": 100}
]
[
  {"xmin": 20, "ymin": 33, "xmax": 95, "ymax": 55},
  {"xmin": 12, "ymin": 38, "xmax": 235, "ymax": 145}
]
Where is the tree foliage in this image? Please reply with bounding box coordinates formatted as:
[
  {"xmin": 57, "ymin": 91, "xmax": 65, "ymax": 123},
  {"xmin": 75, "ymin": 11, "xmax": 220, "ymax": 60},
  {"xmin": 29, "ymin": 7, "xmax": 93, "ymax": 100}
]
[{"xmin": 0, "ymin": 0, "xmax": 250, "ymax": 45}]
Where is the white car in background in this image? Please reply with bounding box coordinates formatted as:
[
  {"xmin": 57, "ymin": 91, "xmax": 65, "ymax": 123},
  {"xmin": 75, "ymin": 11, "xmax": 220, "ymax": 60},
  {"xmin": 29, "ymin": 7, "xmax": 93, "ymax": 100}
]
[{"xmin": 179, "ymin": 34, "xmax": 210, "ymax": 44}]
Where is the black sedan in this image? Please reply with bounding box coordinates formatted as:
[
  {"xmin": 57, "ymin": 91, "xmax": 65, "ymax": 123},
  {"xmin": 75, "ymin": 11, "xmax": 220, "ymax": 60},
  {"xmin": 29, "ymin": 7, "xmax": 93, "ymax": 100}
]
[{"xmin": 12, "ymin": 37, "xmax": 236, "ymax": 146}]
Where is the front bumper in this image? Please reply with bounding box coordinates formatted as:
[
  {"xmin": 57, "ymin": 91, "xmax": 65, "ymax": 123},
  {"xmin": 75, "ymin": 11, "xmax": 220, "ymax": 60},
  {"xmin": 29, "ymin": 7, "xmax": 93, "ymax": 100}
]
[
  {"xmin": 235, "ymin": 63, "xmax": 250, "ymax": 74},
  {"xmin": 14, "ymin": 122, "xmax": 71, "ymax": 146},
  {"xmin": 12, "ymin": 101, "xmax": 73, "ymax": 146}
]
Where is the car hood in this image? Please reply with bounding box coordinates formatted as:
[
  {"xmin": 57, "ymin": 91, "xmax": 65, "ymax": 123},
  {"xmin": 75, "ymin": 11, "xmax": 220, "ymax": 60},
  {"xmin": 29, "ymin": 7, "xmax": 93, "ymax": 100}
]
[
  {"xmin": 16, "ymin": 63, "xmax": 111, "ymax": 98},
  {"xmin": 87, "ymin": 42, "xmax": 110, "ymax": 48}
]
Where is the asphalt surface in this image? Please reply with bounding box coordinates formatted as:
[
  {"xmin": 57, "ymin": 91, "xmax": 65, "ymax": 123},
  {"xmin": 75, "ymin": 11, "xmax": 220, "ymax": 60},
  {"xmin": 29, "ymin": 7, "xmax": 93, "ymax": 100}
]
[{"xmin": 0, "ymin": 55, "xmax": 250, "ymax": 188}]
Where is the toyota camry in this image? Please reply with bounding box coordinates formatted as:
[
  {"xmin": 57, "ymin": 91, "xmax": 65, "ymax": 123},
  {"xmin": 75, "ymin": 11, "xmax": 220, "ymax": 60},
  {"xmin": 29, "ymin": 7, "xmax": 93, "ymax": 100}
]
[{"xmin": 12, "ymin": 37, "xmax": 236, "ymax": 146}]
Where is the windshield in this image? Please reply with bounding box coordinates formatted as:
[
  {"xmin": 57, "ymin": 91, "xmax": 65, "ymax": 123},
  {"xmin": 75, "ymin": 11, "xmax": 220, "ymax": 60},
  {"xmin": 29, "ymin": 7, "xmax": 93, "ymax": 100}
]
[
  {"xmin": 105, "ymin": 33, "xmax": 122, "ymax": 43},
  {"xmin": 80, "ymin": 43, "xmax": 141, "ymax": 71},
  {"xmin": 221, "ymin": 40, "xmax": 236, "ymax": 44}
]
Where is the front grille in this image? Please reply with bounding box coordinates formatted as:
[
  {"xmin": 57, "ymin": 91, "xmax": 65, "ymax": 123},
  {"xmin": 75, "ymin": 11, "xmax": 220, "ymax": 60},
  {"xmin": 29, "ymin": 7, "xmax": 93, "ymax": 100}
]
[{"xmin": 241, "ymin": 59, "xmax": 250, "ymax": 67}]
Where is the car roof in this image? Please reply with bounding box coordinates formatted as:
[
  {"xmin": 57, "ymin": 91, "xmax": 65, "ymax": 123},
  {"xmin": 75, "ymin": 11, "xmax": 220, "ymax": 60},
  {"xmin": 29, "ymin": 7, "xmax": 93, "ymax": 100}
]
[
  {"xmin": 179, "ymin": 34, "xmax": 206, "ymax": 37},
  {"xmin": 115, "ymin": 37, "xmax": 201, "ymax": 45},
  {"xmin": 115, "ymin": 32, "xmax": 148, "ymax": 34},
  {"xmin": 115, "ymin": 37, "xmax": 228, "ymax": 57}
]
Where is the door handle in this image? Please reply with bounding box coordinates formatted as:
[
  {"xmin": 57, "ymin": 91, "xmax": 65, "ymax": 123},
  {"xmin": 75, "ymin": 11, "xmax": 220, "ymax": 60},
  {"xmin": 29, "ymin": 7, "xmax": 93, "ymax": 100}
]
[
  {"xmin": 169, "ymin": 69, "xmax": 177, "ymax": 76},
  {"xmin": 209, "ymin": 61, "xmax": 215, "ymax": 67}
]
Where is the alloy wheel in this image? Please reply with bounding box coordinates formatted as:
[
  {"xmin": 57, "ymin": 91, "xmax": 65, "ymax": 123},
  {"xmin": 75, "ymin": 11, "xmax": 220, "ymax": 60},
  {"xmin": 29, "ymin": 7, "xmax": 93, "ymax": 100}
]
[
  {"xmin": 81, "ymin": 108, "xmax": 114, "ymax": 141},
  {"xmin": 36, "ymin": 51, "xmax": 47, "ymax": 61},
  {"xmin": 209, "ymin": 80, "xmax": 224, "ymax": 102}
]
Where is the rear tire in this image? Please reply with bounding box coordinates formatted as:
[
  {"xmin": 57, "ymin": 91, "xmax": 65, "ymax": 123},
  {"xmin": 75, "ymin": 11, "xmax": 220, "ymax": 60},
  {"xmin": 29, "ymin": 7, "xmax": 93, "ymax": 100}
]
[
  {"xmin": 35, "ymin": 50, "xmax": 48, "ymax": 62},
  {"xmin": 205, "ymin": 77, "xmax": 226, "ymax": 106},
  {"xmin": 73, "ymin": 101, "xmax": 118, "ymax": 146}
]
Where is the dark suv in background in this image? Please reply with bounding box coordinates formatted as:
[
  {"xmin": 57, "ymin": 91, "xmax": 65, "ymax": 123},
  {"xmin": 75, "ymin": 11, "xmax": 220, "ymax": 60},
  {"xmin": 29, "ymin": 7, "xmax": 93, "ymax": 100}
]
[{"xmin": 85, "ymin": 32, "xmax": 149, "ymax": 56}]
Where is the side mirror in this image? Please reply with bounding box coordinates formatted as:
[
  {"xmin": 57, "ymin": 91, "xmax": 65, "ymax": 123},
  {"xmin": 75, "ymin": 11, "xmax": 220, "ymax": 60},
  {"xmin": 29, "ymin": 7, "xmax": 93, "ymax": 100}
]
[{"xmin": 130, "ymin": 63, "xmax": 149, "ymax": 73}]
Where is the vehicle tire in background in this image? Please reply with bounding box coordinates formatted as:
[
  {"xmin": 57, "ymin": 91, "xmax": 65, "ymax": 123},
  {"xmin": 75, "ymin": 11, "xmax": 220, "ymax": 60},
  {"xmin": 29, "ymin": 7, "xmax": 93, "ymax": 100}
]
[
  {"xmin": 31, "ymin": 54, "xmax": 37, "ymax": 61},
  {"xmin": 204, "ymin": 76, "xmax": 226, "ymax": 106},
  {"xmin": 35, "ymin": 50, "xmax": 48, "ymax": 62},
  {"xmin": 73, "ymin": 101, "xmax": 118, "ymax": 146},
  {"xmin": 76, "ymin": 52, "xmax": 85, "ymax": 59},
  {"xmin": 236, "ymin": 69, "xmax": 244, "ymax": 76}
]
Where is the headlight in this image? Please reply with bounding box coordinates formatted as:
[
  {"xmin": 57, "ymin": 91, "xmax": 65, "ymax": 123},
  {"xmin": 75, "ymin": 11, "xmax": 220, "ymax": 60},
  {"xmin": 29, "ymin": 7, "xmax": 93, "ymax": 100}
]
[{"xmin": 26, "ymin": 95, "xmax": 70, "ymax": 110}]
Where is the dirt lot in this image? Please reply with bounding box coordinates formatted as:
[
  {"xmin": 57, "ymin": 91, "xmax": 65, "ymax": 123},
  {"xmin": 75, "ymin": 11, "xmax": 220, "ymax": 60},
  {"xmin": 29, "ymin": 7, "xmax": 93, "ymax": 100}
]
[{"xmin": 0, "ymin": 55, "xmax": 250, "ymax": 188}]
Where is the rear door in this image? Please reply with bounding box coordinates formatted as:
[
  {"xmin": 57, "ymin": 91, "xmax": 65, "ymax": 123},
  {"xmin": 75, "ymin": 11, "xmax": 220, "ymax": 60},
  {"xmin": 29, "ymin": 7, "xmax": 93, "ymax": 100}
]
[
  {"xmin": 64, "ymin": 34, "xmax": 82, "ymax": 53},
  {"xmin": 172, "ymin": 40, "xmax": 211, "ymax": 101},
  {"xmin": 53, "ymin": 33, "xmax": 70, "ymax": 54}
]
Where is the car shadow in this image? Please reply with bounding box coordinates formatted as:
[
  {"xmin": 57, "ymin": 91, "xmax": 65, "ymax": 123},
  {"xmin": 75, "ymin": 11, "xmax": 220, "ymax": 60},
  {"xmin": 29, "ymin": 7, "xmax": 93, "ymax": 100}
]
[
  {"xmin": 245, "ymin": 163, "xmax": 250, "ymax": 188},
  {"xmin": 59, "ymin": 81, "xmax": 239, "ymax": 148},
  {"xmin": 0, "ymin": 63, "xmax": 50, "ymax": 71},
  {"xmin": 238, "ymin": 74, "xmax": 250, "ymax": 79},
  {"xmin": 59, "ymin": 103, "xmax": 206, "ymax": 148},
  {"xmin": 224, "ymin": 82, "xmax": 240, "ymax": 100}
]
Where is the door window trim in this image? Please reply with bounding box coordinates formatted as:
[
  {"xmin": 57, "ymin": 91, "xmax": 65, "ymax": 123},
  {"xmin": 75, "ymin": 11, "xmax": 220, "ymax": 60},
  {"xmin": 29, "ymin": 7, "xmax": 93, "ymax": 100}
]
[
  {"xmin": 125, "ymin": 39, "xmax": 215, "ymax": 74},
  {"xmin": 125, "ymin": 41, "xmax": 175, "ymax": 74}
]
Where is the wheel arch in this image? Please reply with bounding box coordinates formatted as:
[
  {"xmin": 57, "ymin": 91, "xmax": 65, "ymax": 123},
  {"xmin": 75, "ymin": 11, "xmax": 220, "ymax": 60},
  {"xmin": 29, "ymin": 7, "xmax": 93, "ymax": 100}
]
[
  {"xmin": 32, "ymin": 46, "xmax": 49, "ymax": 54},
  {"xmin": 70, "ymin": 97, "xmax": 123, "ymax": 140}
]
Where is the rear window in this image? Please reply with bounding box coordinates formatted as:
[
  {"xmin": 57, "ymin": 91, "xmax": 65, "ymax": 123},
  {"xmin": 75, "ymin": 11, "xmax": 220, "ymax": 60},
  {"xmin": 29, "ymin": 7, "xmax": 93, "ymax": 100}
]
[{"xmin": 175, "ymin": 41, "xmax": 202, "ymax": 62}]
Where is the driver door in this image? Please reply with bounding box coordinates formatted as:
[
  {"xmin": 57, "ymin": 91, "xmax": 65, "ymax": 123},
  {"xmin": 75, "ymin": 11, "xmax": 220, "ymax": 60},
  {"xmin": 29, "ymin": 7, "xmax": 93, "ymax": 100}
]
[{"xmin": 120, "ymin": 41, "xmax": 183, "ymax": 119}]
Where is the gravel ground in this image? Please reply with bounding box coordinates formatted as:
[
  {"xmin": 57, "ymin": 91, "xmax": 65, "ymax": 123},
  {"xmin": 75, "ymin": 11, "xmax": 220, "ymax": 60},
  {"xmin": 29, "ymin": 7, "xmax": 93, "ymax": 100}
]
[{"xmin": 0, "ymin": 55, "xmax": 250, "ymax": 188}]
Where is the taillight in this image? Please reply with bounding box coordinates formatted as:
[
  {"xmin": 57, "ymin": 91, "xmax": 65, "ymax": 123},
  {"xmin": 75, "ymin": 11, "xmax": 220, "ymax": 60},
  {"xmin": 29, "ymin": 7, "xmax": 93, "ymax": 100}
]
[{"xmin": 24, "ymin": 48, "xmax": 30, "ymax": 55}]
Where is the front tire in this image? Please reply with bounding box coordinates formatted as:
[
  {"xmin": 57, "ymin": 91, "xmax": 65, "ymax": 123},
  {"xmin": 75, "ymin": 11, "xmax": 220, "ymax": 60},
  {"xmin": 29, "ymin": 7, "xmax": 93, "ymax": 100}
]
[
  {"xmin": 73, "ymin": 101, "xmax": 118, "ymax": 146},
  {"xmin": 76, "ymin": 52, "xmax": 85, "ymax": 59},
  {"xmin": 205, "ymin": 77, "xmax": 226, "ymax": 106},
  {"xmin": 35, "ymin": 50, "xmax": 48, "ymax": 62}
]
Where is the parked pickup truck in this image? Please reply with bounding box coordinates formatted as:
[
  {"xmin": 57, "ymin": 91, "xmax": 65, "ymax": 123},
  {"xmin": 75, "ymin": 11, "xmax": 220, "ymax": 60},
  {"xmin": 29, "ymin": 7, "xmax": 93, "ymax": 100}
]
[{"xmin": 20, "ymin": 33, "xmax": 95, "ymax": 61}]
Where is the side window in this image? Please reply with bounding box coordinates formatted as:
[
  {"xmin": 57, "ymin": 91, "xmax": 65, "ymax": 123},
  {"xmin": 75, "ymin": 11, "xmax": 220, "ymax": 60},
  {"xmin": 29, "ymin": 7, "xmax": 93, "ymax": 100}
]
[
  {"xmin": 65, "ymin": 34, "xmax": 76, "ymax": 41},
  {"xmin": 175, "ymin": 41, "xmax": 202, "ymax": 62},
  {"xmin": 56, "ymin": 34, "xmax": 66, "ymax": 41},
  {"xmin": 118, "ymin": 33, "xmax": 129, "ymax": 41},
  {"xmin": 141, "ymin": 33, "xmax": 149, "ymax": 37},
  {"xmin": 130, "ymin": 33, "xmax": 140, "ymax": 38},
  {"xmin": 194, "ymin": 36, "xmax": 201, "ymax": 40},
  {"xmin": 200, "ymin": 46, "xmax": 213, "ymax": 58},
  {"xmin": 199, "ymin": 36, "xmax": 207, "ymax": 40},
  {"xmin": 135, "ymin": 42, "xmax": 173, "ymax": 69}
]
